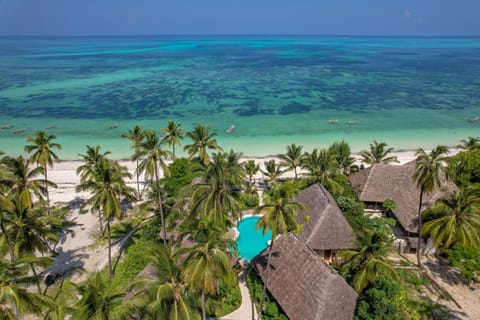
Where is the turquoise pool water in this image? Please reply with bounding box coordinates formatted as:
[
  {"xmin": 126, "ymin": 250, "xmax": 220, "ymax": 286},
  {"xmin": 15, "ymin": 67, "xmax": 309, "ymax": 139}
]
[{"xmin": 236, "ymin": 216, "xmax": 272, "ymax": 261}]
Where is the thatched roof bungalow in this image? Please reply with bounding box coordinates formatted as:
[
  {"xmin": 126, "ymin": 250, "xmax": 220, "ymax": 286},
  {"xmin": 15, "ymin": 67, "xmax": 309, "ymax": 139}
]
[
  {"xmin": 253, "ymin": 233, "xmax": 358, "ymax": 320},
  {"xmin": 348, "ymin": 161, "xmax": 450, "ymax": 234},
  {"xmin": 294, "ymin": 184, "xmax": 355, "ymax": 260}
]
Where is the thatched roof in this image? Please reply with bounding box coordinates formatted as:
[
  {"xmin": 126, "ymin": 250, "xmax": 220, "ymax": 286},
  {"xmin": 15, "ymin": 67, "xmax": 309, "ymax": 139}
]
[
  {"xmin": 253, "ymin": 233, "xmax": 358, "ymax": 320},
  {"xmin": 294, "ymin": 184, "xmax": 356, "ymax": 250},
  {"xmin": 349, "ymin": 161, "xmax": 451, "ymax": 233}
]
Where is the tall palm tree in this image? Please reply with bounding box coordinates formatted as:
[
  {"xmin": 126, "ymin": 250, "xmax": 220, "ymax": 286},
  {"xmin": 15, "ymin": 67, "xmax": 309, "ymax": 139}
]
[
  {"xmin": 137, "ymin": 129, "xmax": 171, "ymax": 247},
  {"xmin": 72, "ymin": 272, "xmax": 134, "ymax": 320},
  {"xmin": 328, "ymin": 140, "xmax": 356, "ymax": 174},
  {"xmin": 76, "ymin": 145, "xmax": 111, "ymax": 183},
  {"xmin": 183, "ymin": 221, "xmax": 235, "ymax": 320},
  {"xmin": 76, "ymin": 158, "xmax": 135, "ymax": 279},
  {"xmin": 183, "ymin": 124, "xmax": 223, "ymax": 165},
  {"xmin": 301, "ymin": 148, "xmax": 343, "ymax": 194},
  {"xmin": 279, "ymin": 144, "xmax": 304, "ymax": 179},
  {"xmin": 188, "ymin": 151, "xmax": 244, "ymax": 225},
  {"xmin": 24, "ymin": 131, "xmax": 62, "ymax": 215},
  {"xmin": 121, "ymin": 125, "xmax": 145, "ymax": 199},
  {"xmin": 422, "ymin": 186, "xmax": 480, "ymax": 250},
  {"xmin": 261, "ymin": 159, "xmax": 284, "ymax": 184},
  {"xmin": 0, "ymin": 257, "xmax": 54, "ymax": 319},
  {"xmin": 340, "ymin": 230, "xmax": 397, "ymax": 293},
  {"xmin": 412, "ymin": 145, "xmax": 449, "ymax": 269},
  {"xmin": 0, "ymin": 155, "xmax": 51, "ymax": 208},
  {"xmin": 131, "ymin": 246, "xmax": 200, "ymax": 320},
  {"xmin": 242, "ymin": 160, "xmax": 260, "ymax": 187},
  {"xmin": 162, "ymin": 120, "xmax": 185, "ymax": 159},
  {"xmin": 255, "ymin": 185, "xmax": 304, "ymax": 320},
  {"xmin": 456, "ymin": 136, "xmax": 480, "ymax": 151},
  {"xmin": 359, "ymin": 140, "xmax": 399, "ymax": 165}
]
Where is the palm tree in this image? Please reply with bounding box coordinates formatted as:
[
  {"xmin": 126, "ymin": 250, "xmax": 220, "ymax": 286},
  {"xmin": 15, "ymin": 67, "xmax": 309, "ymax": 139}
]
[
  {"xmin": 0, "ymin": 257, "xmax": 54, "ymax": 319},
  {"xmin": 359, "ymin": 140, "xmax": 399, "ymax": 165},
  {"xmin": 188, "ymin": 151, "xmax": 244, "ymax": 225},
  {"xmin": 301, "ymin": 148, "xmax": 343, "ymax": 194},
  {"xmin": 255, "ymin": 185, "xmax": 304, "ymax": 320},
  {"xmin": 76, "ymin": 158, "xmax": 135, "ymax": 279},
  {"xmin": 183, "ymin": 124, "xmax": 223, "ymax": 165},
  {"xmin": 0, "ymin": 155, "xmax": 51, "ymax": 208},
  {"xmin": 137, "ymin": 129, "xmax": 171, "ymax": 247},
  {"xmin": 422, "ymin": 186, "xmax": 480, "ymax": 250},
  {"xmin": 279, "ymin": 144, "xmax": 304, "ymax": 179},
  {"xmin": 121, "ymin": 125, "xmax": 145, "ymax": 199},
  {"xmin": 44, "ymin": 279, "xmax": 79, "ymax": 320},
  {"xmin": 412, "ymin": 145, "xmax": 449, "ymax": 269},
  {"xmin": 162, "ymin": 120, "xmax": 185, "ymax": 158},
  {"xmin": 340, "ymin": 230, "xmax": 397, "ymax": 293},
  {"xmin": 183, "ymin": 221, "xmax": 235, "ymax": 320},
  {"xmin": 456, "ymin": 136, "xmax": 480, "ymax": 151},
  {"xmin": 328, "ymin": 140, "xmax": 356, "ymax": 174},
  {"xmin": 130, "ymin": 246, "xmax": 200, "ymax": 320},
  {"xmin": 24, "ymin": 131, "xmax": 62, "ymax": 215},
  {"xmin": 76, "ymin": 145, "xmax": 111, "ymax": 183},
  {"xmin": 72, "ymin": 272, "xmax": 134, "ymax": 320},
  {"xmin": 242, "ymin": 160, "xmax": 260, "ymax": 187},
  {"xmin": 261, "ymin": 159, "xmax": 284, "ymax": 184}
]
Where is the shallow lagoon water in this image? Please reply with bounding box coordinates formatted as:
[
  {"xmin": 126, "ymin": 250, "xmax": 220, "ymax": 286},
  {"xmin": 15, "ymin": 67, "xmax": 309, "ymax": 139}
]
[{"xmin": 0, "ymin": 36, "xmax": 479, "ymax": 159}]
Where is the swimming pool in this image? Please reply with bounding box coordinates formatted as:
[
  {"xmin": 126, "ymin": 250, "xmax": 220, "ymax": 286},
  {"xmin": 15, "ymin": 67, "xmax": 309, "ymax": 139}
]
[{"xmin": 236, "ymin": 216, "xmax": 272, "ymax": 261}]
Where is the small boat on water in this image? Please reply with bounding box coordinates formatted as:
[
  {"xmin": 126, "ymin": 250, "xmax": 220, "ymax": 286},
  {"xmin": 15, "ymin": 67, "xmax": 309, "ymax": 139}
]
[
  {"xmin": 108, "ymin": 124, "xmax": 118, "ymax": 129},
  {"xmin": 46, "ymin": 125, "xmax": 56, "ymax": 130},
  {"xmin": 347, "ymin": 120, "xmax": 357, "ymax": 125},
  {"xmin": 226, "ymin": 124, "xmax": 235, "ymax": 133},
  {"xmin": 328, "ymin": 119, "xmax": 338, "ymax": 124},
  {"xmin": 12, "ymin": 129, "xmax": 26, "ymax": 135},
  {"xmin": 466, "ymin": 116, "xmax": 479, "ymax": 123},
  {"xmin": 1, "ymin": 124, "xmax": 14, "ymax": 129}
]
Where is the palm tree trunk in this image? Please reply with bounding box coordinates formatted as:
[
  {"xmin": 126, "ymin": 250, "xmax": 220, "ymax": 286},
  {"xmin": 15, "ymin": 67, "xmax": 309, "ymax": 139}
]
[
  {"xmin": 258, "ymin": 241, "xmax": 274, "ymax": 320},
  {"xmin": 417, "ymin": 188, "xmax": 424, "ymax": 270},
  {"xmin": 201, "ymin": 290, "xmax": 206, "ymax": 320},
  {"xmin": 154, "ymin": 162, "xmax": 167, "ymax": 247},
  {"xmin": 136, "ymin": 158, "xmax": 141, "ymax": 200},
  {"xmin": 107, "ymin": 220, "xmax": 113, "ymax": 280},
  {"xmin": 173, "ymin": 144, "xmax": 176, "ymax": 159},
  {"xmin": 31, "ymin": 264, "xmax": 42, "ymax": 293},
  {"xmin": 294, "ymin": 167, "xmax": 298, "ymax": 180},
  {"xmin": 45, "ymin": 168, "xmax": 51, "ymax": 215},
  {"xmin": 97, "ymin": 210, "xmax": 103, "ymax": 234}
]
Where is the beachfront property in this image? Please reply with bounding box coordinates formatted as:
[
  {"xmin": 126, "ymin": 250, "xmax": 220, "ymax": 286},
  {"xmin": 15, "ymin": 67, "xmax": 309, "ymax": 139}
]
[
  {"xmin": 253, "ymin": 233, "xmax": 358, "ymax": 320},
  {"xmin": 294, "ymin": 183, "xmax": 356, "ymax": 263},
  {"xmin": 348, "ymin": 161, "xmax": 453, "ymax": 253}
]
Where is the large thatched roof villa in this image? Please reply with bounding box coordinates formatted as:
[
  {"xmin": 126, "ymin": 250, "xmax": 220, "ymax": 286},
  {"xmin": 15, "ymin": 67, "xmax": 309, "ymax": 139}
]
[
  {"xmin": 294, "ymin": 183, "xmax": 356, "ymax": 262},
  {"xmin": 253, "ymin": 233, "xmax": 358, "ymax": 320},
  {"xmin": 348, "ymin": 161, "xmax": 452, "ymax": 252}
]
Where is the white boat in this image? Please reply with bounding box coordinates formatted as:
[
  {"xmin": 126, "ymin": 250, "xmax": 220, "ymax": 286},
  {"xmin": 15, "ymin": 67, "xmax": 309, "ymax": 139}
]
[
  {"xmin": 328, "ymin": 119, "xmax": 338, "ymax": 124},
  {"xmin": 466, "ymin": 117, "xmax": 479, "ymax": 123},
  {"xmin": 226, "ymin": 124, "xmax": 235, "ymax": 133}
]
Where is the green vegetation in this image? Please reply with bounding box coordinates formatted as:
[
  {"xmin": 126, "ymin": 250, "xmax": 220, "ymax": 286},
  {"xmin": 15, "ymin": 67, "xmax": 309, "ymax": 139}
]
[{"xmin": 1, "ymin": 127, "xmax": 479, "ymax": 319}]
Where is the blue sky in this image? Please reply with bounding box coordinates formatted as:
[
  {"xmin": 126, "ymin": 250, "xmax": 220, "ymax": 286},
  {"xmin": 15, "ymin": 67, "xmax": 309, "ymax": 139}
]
[{"xmin": 0, "ymin": 0, "xmax": 479, "ymax": 36}]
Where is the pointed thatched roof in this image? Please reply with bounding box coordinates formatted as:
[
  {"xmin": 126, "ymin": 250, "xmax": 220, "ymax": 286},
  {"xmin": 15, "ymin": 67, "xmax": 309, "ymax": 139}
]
[
  {"xmin": 294, "ymin": 184, "xmax": 356, "ymax": 250},
  {"xmin": 253, "ymin": 233, "xmax": 358, "ymax": 320},
  {"xmin": 349, "ymin": 161, "xmax": 451, "ymax": 233}
]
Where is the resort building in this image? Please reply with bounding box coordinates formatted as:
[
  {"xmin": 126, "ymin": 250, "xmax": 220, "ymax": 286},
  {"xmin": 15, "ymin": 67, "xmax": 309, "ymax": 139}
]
[
  {"xmin": 348, "ymin": 161, "xmax": 451, "ymax": 252},
  {"xmin": 253, "ymin": 233, "xmax": 358, "ymax": 320},
  {"xmin": 294, "ymin": 183, "xmax": 356, "ymax": 262}
]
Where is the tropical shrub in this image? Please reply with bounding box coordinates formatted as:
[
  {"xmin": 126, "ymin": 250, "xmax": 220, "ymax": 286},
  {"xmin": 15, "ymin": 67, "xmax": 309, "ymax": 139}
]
[
  {"xmin": 239, "ymin": 192, "xmax": 259, "ymax": 209},
  {"xmin": 445, "ymin": 244, "xmax": 480, "ymax": 284}
]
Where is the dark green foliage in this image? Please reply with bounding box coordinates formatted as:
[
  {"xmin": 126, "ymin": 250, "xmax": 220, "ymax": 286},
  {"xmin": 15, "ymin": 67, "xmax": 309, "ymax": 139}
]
[
  {"xmin": 445, "ymin": 244, "xmax": 480, "ymax": 283},
  {"xmin": 383, "ymin": 199, "xmax": 396, "ymax": 213},
  {"xmin": 138, "ymin": 215, "xmax": 163, "ymax": 242},
  {"xmin": 239, "ymin": 192, "xmax": 259, "ymax": 209},
  {"xmin": 206, "ymin": 279, "xmax": 242, "ymax": 317},
  {"xmin": 355, "ymin": 277, "xmax": 402, "ymax": 320},
  {"xmin": 162, "ymin": 158, "xmax": 193, "ymax": 197},
  {"xmin": 246, "ymin": 268, "xmax": 288, "ymax": 320}
]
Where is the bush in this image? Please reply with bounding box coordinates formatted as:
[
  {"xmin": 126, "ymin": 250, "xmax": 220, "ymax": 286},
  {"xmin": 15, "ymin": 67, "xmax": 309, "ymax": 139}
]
[
  {"xmin": 161, "ymin": 158, "xmax": 193, "ymax": 197},
  {"xmin": 445, "ymin": 244, "xmax": 480, "ymax": 284},
  {"xmin": 207, "ymin": 279, "xmax": 242, "ymax": 317},
  {"xmin": 239, "ymin": 193, "xmax": 259, "ymax": 209}
]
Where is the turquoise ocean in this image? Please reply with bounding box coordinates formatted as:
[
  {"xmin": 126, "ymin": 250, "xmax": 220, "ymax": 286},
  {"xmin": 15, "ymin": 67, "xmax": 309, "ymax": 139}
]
[{"xmin": 0, "ymin": 36, "xmax": 479, "ymax": 160}]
